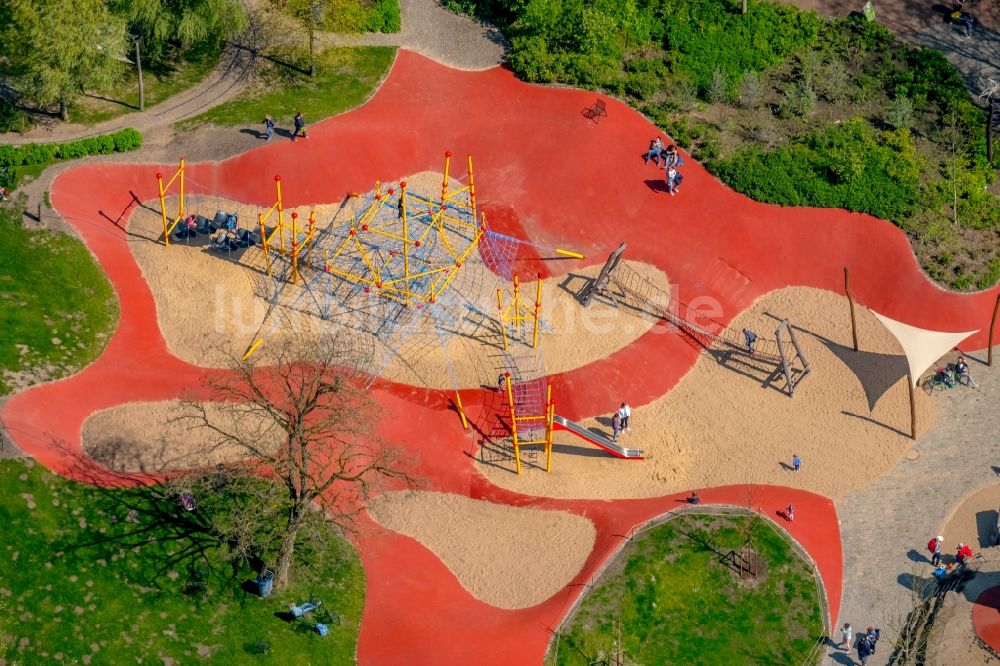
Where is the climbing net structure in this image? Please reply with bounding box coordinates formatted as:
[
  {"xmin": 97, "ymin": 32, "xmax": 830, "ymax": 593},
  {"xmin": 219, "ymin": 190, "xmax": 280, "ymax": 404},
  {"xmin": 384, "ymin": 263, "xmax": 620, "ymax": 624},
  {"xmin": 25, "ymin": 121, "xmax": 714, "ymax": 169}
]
[{"xmin": 314, "ymin": 151, "xmax": 482, "ymax": 307}]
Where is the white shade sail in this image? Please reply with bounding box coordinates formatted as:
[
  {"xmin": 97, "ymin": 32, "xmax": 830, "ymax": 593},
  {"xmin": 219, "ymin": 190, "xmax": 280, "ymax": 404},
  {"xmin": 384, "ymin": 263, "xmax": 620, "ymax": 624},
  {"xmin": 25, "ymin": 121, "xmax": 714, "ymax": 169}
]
[{"xmin": 869, "ymin": 309, "xmax": 978, "ymax": 386}]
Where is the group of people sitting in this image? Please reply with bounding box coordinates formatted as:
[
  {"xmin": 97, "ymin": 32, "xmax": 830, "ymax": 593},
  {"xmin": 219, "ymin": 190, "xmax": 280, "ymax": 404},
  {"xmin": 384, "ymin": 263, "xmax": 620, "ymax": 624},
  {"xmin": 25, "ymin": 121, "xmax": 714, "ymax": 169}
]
[
  {"xmin": 643, "ymin": 137, "xmax": 685, "ymax": 195},
  {"xmin": 932, "ymin": 354, "xmax": 979, "ymax": 389}
]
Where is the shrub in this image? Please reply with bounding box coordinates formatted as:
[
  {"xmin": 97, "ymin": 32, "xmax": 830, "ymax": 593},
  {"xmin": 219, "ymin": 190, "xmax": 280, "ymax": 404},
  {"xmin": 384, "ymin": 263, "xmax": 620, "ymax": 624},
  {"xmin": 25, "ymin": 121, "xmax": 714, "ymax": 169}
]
[
  {"xmin": 710, "ymin": 119, "xmax": 923, "ymax": 222},
  {"xmin": 738, "ymin": 71, "xmax": 765, "ymax": 109},
  {"xmin": 886, "ymin": 96, "xmax": 914, "ymax": 130},
  {"xmin": 780, "ymin": 82, "xmax": 817, "ymax": 117},
  {"xmin": 818, "ymin": 60, "xmax": 849, "ymax": 102},
  {"xmin": 365, "ymin": 0, "xmax": 402, "ymax": 32},
  {"xmin": 707, "ymin": 67, "xmax": 728, "ymax": 105},
  {"xmin": 0, "ymin": 129, "xmax": 143, "ymax": 178}
]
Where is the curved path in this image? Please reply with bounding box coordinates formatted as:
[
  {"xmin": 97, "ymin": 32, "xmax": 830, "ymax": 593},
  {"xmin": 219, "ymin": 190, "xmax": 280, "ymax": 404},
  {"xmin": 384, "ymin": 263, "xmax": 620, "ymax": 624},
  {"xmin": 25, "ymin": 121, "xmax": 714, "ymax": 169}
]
[
  {"xmin": 3, "ymin": 50, "xmax": 999, "ymax": 662},
  {"xmin": 0, "ymin": 44, "xmax": 257, "ymax": 146}
]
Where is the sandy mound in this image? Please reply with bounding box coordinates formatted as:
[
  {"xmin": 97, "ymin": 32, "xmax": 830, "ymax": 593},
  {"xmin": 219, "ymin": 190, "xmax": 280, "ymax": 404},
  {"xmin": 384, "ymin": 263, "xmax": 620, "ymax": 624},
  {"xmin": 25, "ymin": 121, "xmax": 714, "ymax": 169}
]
[
  {"xmin": 367, "ymin": 491, "xmax": 596, "ymax": 609},
  {"xmin": 82, "ymin": 400, "xmax": 283, "ymax": 473},
  {"xmin": 477, "ymin": 287, "xmax": 934, "ymax": 501},
  {"xmin": 940, "ymin": 483, "xmax": 1000, "ymax": 553},
  {"xmin": 129, "ymin": 173, "xmax": 664, "ymax": 387}
]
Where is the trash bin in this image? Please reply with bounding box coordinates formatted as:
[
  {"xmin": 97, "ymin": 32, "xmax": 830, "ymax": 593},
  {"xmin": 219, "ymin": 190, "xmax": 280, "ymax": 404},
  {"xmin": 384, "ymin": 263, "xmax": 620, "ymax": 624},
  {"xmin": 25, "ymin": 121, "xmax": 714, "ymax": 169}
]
[{"xmin": 256, "ymin": 570, "xmax": 274, "ymax": 598}]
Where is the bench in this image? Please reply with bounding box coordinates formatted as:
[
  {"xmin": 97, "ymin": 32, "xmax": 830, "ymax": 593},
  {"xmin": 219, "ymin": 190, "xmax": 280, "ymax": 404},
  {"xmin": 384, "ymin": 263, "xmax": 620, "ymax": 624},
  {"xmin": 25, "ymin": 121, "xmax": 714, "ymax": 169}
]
[{"xmin": 583, "ymin": 99, "xmax": 608, "ymax": 124}]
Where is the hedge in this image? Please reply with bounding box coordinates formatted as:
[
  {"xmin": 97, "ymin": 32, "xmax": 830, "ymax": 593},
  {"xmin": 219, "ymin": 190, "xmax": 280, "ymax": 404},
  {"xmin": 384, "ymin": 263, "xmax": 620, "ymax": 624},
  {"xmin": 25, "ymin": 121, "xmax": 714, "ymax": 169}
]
[{"xmin": 0, "ymin": 128, "xmax": 143, "ymax": 170}]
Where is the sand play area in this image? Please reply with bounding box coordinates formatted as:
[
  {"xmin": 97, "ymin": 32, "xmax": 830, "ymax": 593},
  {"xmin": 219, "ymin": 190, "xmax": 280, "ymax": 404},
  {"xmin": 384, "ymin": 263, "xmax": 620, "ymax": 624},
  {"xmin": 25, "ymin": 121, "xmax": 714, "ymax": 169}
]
[
  {"xmin": 368, "ymin": 491, "xmax": 596, "ymax": 609},
  {"xmin": 82, "ymin": 171, "xmax": 943, "ymax": 612}
]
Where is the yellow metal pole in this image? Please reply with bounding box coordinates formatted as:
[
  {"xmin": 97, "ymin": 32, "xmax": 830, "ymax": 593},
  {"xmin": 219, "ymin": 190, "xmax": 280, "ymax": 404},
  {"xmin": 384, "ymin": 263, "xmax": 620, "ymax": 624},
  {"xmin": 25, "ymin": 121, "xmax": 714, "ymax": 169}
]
[
  {"xmin": 157, "ymin": 171, "xmax": 169, "ymax": 246},
  {"xmin": 467, "ymin": 154, "xmax": 477, "ymax": 222},
  {"xmin": 554, "ymin": 248, "xmax": 584, "ymax": 259},
  {"xmin": 532, "ymin": 273, "xmax": 542, "ymax": 348},
  {"xmin": 305, "ymin": 210, "xmax": 316, "ymax": 265},
  {"xmin": 242, "ymin": 338, "xmax": 264, "ymax": 360},
  {"xmin": 545, "ymin": 384, "xmax": 553, "ymax": 472},
  {"xmin": 178, "ymin": 157, "xmax": 185, "ymax": 221},
  {"xmin": 258, "ymin": 215, "xmax": 272, "ymax": 276},
  {"xmin": 291, "ymin": 212, "xmax": 299, "ymax": 283},
  {"xmin": 442, "ymin": 150, "xmax": 451, "ymax": 201},
  {"xmin": 513, "ymin": 275, "xmax": 521, "ymax": 339},
  {"xmin": 504, "ymin": 373, "xmax": 521, "ymax": 475},
  {"xmin": 401, "ymin": 181, "xmax": 409, "ymax": 283},
  {"xmin": 274, "ymin": 176, "xmax": 285, "ymax": 254},
  {"xmin": 455, "ymin": 390, "xmax": 469, "ymax": 430},
  {"xmin": 497, "ymin": 289, "xmax": 509, "ymax": 351}
]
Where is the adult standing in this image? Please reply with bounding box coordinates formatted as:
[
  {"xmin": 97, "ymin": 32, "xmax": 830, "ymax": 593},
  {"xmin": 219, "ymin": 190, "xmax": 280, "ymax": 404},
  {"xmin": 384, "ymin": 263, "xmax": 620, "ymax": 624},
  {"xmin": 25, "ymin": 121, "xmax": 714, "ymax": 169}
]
[
  {"xmin": 292, "ymin": 112, "xmax": 308, "ymax": 141},
  {"xmin": 611, "ymin": 411, "xmax": 622, "ymax": 443},
  {"xmin": 839, "ymin": 623, "xmax": 853, "ymax": 653},
  {"xmin": 263, "ymin": 114, "xmax": 275, "ymax": 142},
  {"xmin": 928, "ymin": 535, "xmax": 943, "ymax": 567},
  {"xmin": 857, "ymin": 634, "xmax": 873, "ymax": 665},
  {"xmin": 618, "ymin": 402, "xmax": 631, "ymax": 431}
]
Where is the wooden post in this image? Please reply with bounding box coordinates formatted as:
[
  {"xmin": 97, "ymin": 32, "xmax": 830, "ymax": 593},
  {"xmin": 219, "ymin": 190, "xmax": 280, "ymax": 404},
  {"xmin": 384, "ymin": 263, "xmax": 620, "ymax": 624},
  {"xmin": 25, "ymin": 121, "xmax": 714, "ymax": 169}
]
[
  {"xmin": 844, "ymin": 267, "xmax": 859, "ymax": 351},
  {"xmin": 908, "ymin": 374, "xmax": 917, "ymax": 440},
  {"xmin": 989, "ymin": 292, "xmax": 1000, "ymax": 367}
]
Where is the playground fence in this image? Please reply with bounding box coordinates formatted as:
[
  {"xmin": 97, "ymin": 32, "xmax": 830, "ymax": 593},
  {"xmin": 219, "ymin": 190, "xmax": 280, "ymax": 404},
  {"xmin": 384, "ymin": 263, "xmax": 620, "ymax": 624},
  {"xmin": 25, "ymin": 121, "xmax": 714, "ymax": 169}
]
[{"xmin": 545, "ymin": 503, "xmax": 831, "ymax": 666}]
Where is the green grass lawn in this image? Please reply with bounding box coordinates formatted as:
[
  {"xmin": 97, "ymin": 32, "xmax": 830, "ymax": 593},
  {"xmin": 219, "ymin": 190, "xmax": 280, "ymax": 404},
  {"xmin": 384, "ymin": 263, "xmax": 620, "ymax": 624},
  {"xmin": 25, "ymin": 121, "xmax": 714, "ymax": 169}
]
[
  {"xmin": 183, "ymin": 47, "xmax": 395, "ymax": 129},
  {"xmin": 69, "ymin": 45, "xmax": 222, "ymax": 126},
  {"xmin": 0, "ymin": 206, "xmax": 118, "ymax": 394},
  {"xmin": 549, "ymin": 513, "xmax": 824, "ymax": 665},
  {"xmin": 0, "ymin": 458, "xmax": 365, "ymax": 663}
]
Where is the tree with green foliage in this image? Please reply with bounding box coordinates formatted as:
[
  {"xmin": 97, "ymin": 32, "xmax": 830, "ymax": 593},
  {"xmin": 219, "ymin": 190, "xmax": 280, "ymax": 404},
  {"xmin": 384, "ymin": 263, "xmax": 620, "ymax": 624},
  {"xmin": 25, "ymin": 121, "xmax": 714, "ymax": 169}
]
[
  {"xmin": 0, "ymin": 0, "xmax": 127, "ymax": 121},
  {"xmin": 108, "ymin": 0, "xmax": 248, "ymax": 109}
]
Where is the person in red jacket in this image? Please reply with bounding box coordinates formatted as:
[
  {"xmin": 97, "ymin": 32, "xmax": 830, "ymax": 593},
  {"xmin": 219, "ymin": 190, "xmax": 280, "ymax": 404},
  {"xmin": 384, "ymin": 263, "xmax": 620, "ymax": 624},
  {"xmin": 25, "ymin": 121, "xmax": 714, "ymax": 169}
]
[{"xmin": 956, "ymin": 543, "xmax": 974, "ymax": 565}]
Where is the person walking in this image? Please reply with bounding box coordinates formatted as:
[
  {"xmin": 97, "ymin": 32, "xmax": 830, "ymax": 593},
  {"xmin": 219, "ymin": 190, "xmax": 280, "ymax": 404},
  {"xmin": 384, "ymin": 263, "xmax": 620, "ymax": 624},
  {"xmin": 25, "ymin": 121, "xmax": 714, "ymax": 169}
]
[
  {"xmin": 792, "ymin": 454, "xmax": 801, "ymax": 472},
  {"xmin": 857, "ymin": 633, "xmax": 874, "ymax": 665},
  {"xmin": 263, "ymin": 114, "xmax": 275, "ymax": 141},
  {"xmin": 743, "ymin": 328, "xmax": 758, "ymax": 353},
  {"xmin": 786, "ymin": 504, "xmax": 794, "ymax": 522},
  {"xmin": 839, "ymin": 623, "xmax": 853, "ymax": 652},
  {"xmin": 611, "ymin": 411, "xmax": 622, "ymax": 443},
  {"xmin": 618, "ymin": 402, "xmax": 631, "ymax": 431},
  {"xmin": 292, "ymin": 112, "xmax": 308, "ymax": 141},
  {"xmin": 928, "ymin": 535, "xmax": 943, "ymax": 567}
]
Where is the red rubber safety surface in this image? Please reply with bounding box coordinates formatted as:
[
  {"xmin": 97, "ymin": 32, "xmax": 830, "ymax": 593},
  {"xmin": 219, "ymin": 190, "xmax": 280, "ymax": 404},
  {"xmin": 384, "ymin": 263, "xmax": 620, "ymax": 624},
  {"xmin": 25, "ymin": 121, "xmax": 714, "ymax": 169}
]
[
  {"xmin": 8, "ymin": 48, "xmax": 1000, "ymax": 662},
  {"xmin": 972, "ymin": 586, "xmax": 1000, "ymax": 653}
]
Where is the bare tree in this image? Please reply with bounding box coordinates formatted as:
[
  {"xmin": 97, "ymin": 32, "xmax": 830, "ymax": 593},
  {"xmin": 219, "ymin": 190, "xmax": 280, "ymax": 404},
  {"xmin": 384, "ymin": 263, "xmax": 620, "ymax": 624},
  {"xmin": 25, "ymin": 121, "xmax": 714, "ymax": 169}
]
[{"xmin": 181, "ymin": 332, "xmax": 412, "ymax": 591}]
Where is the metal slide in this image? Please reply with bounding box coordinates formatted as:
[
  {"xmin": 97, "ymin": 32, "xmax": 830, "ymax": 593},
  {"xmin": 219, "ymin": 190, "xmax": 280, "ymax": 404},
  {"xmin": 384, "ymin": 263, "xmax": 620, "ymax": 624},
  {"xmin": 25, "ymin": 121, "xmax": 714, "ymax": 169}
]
[{"xmin": 552, "ymin": 415, "xmax": 644, "ymax": 459}]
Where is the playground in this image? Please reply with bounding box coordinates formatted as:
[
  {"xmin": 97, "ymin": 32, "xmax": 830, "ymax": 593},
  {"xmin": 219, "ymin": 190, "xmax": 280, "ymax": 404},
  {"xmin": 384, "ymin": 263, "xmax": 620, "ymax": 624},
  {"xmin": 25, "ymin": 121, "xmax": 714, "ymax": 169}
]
[{"xmin": 4, "ymin": 49, "xmax": 1000, "ymax": 664}]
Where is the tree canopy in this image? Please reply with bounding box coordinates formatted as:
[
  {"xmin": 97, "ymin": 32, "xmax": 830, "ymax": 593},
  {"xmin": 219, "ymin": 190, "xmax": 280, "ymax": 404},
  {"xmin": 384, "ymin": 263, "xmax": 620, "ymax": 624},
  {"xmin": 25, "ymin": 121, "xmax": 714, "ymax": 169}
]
[{"xmin": 0, "ymin": 0, "xmax": 127, "ymax": 120}]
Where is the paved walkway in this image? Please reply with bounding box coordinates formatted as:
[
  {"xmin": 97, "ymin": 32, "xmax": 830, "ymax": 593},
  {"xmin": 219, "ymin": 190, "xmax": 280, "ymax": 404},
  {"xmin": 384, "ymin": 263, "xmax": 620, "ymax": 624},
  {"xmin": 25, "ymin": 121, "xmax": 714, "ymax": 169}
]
[{"xmin": 824, "ymin": 353, "xmax": 1000, "ymax": 665}]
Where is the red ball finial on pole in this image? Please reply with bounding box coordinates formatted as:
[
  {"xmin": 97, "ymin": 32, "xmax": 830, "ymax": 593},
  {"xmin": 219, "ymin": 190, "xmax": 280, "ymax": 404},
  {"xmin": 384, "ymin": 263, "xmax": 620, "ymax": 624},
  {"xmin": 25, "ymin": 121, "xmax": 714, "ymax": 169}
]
[
  {"xmin": 445, "ymin": 150, "xmax": 452, "ymax": 158},
  {"xmin": 274, "ymin": 175, "xmax": 281, "ymax": 182},
  {"xmin": 156, "ymin": 172, "xmax": 163, "ymax": 180}
]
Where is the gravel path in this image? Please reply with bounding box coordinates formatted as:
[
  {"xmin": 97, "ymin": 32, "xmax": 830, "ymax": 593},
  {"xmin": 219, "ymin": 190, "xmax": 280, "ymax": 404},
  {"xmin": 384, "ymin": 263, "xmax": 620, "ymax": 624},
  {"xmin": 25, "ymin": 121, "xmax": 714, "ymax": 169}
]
[
  {"xmin": 1, "ymin": 44, "xmax": 257, "ymax": 146},
  {"xmin": 822, "ymin": 352, "xmax": 1000, "ymax": 666}
]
